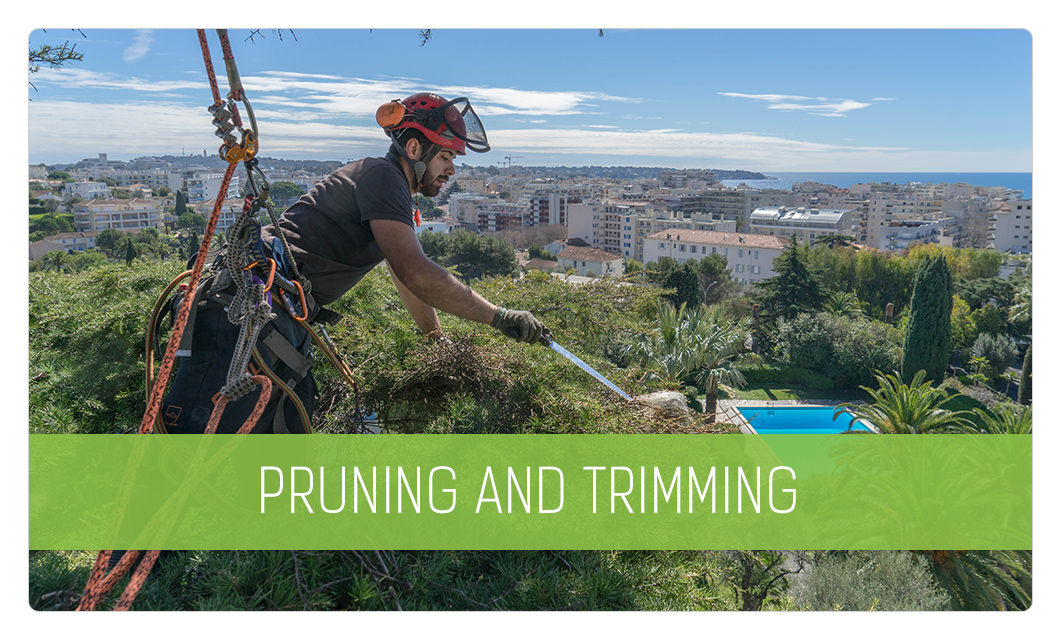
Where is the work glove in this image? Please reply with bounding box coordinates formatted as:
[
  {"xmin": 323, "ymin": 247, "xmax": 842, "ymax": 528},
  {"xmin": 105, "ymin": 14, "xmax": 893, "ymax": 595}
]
[{"xmin": 490, "ymin": 308, "xmax": 546, "ymax": 344}]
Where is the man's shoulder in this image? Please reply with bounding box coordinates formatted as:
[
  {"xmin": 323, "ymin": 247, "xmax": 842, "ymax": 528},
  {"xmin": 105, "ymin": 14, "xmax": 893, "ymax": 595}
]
[{"xmin": 333, "ymin": 155, "xmax": 401, "ymax": 180}]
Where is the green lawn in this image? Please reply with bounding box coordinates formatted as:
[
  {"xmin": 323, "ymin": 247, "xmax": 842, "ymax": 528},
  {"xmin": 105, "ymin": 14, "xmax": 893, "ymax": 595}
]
[{"xmin": 719, "ymin": 384, "xmax": 869, "ymax": 403}]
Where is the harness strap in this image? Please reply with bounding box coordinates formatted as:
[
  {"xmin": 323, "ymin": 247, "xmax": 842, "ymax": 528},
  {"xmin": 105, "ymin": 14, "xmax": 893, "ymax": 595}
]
[{"xmin": 260, "ymin": 326, "xmax": 313, "ymax": 379}]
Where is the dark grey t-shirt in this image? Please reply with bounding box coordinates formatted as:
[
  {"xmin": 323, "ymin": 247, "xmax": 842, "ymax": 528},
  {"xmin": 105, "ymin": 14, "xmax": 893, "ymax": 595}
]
[{"xmin": 261, "ymin": 150, "xmax": 414, "ymax": 305}]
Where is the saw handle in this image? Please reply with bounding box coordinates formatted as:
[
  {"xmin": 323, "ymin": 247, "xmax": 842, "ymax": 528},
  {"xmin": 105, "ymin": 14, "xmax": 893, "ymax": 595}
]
[{"xmin": 539, "ymin": 327, "xmax": 553, "ymax": 347}]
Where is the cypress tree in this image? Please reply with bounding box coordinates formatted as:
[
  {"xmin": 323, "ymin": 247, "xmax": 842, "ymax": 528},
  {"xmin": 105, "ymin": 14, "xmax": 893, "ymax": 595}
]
[
  {"xmin": 1017, "ymin": 345, "xmax": 1031, "ymax": 405},
  {"xmin": 902, "ymin": 255, "xmax": 953, "ymax": 382},
  {"xmin": 124, "ymin": 238, "xmax": 137, "ymax": 266}
]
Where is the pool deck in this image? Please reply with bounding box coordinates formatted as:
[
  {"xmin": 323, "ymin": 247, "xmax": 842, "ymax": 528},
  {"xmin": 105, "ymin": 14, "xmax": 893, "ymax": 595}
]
[{"xmin": 716, "ymin": 398, "xmax": 866, "ymax": 435}]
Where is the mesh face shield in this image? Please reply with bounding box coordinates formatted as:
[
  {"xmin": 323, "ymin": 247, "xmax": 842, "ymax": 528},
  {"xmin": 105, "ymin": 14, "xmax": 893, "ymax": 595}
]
[{"xmin": 436, "ymin": 98, "xmax": 490, "ymax": 153}]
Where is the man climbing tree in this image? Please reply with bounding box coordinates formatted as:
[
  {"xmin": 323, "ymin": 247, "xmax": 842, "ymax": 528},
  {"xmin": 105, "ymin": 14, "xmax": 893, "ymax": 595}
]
[{"xmin": 162, "ymin": 92, "xmax": 545, "ymax": 434}]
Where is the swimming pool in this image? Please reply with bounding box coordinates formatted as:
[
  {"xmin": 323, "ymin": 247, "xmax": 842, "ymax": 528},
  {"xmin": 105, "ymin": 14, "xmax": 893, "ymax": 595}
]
[{"xmin": 736, "ymin": 406, "xmax": 873, "ymax": 434}]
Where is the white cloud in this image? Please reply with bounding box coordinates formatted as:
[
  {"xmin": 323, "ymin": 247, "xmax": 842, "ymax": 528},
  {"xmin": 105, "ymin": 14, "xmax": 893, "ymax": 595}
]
[
  {"xmin": 28, "ymin": 98, "xmax": 1028, "ymax": 171},
  {"xmin": 768, "ymin": 99, "xmax": 873, "ymax": 117},
  {"xmin": 31, "ymin": 67, "xmax": 203, "ymax": 92},
  {"xmin": 718, "ymin": 92, "xmax": 817, "ymax": 102},
  {"xmin": 122, "ymin": 30, "xmax": 154, "ymax": 63},
  {"xmin": 720, "ymin": 92, "xmax": 881, "ymax": 117}
]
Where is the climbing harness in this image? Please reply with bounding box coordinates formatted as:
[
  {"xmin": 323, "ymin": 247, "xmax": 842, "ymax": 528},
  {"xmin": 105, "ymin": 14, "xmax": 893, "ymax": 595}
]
[{"xmin": 78, "ymin": 28, "xmax": 359, "ymax": 612}]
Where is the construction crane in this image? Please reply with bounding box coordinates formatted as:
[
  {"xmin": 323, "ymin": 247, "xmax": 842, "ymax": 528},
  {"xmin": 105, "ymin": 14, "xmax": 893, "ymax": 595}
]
[{"xmin": 503, "ymin": 154, "xmax": 522, "ymax": 177}]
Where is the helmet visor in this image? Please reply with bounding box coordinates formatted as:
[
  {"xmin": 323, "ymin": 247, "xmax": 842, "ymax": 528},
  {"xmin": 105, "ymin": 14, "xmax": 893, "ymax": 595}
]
[{"xmin": 440, "ymin": 98, "xmax": 490, "ymax": 153}]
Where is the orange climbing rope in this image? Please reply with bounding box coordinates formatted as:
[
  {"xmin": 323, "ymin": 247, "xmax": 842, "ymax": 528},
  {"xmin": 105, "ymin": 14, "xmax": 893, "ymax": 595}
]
[{"xmin": 77, "ymin": 28, "xmax": 270, "ymax": 612}]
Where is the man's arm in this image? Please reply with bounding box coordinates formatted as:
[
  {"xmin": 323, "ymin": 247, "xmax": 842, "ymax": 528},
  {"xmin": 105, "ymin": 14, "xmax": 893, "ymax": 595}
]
[
  {"xmin": 384, "ymin": 259, "xmax": 443, "ymax": 339},
  {"xmin": 370, "ymin": 219, "xmax": 497, "ymax": 324}
]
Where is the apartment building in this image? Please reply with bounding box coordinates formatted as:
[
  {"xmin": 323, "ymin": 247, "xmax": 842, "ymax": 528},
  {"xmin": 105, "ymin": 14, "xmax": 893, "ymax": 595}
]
[
  {"xmin": 745, "ymin": 189, "xmax": 794, "ymax": 222},
  {"xmin": 73, "ymin": 198, "xmax": 165, "ymax": 232},
  {"xmin": 41, "ymin": 231, "xmax": 98, "ymax": 253},
  {"xmin": 477, "ymin": 201, "xmax": 532, "ymax": 232},
  {"xmin": 64, "ymin": 181, "xmax": 111, "ymax": 201},
  {"xmin": 748, "ymin": 207, "xmax": 855, "ymax": 245},
  {"xmin": 674, "ymin": 188, "xmax": 747, "ymax": 223},
  {"xmin": 878, "ymin": 219, "xmax": 947, "ymax": 252},
  {"xmin": 643, "ymin": 229, "xmax": 787, "ymax": 285},
  {"xmin": 556, "ymin": 245, "xmax": 625, "ymax": 278},
  {"xmin": 110, "ymin": 168, "xmax": 181, "ymax": 192},
  {"xmin": 185, "ymin": 172, "xmax": 241, "ymax": 203},
  {"xmin": 523, "ymin": 185, "xmax": 589, "ymax": 226},
  {"xmin": 448, "ymin": 194, "xmax": 505, "ymax": 231},
  {"xmin": 567, "ymin": 202, "xmax": 738, "ymax": 261},
  {"xmin": 658, "ymin": 169, "xmax": 719, "ymax": 189},
  {"xmin": 990, "ymin": 199, "xmax": 1032, "ymax": 254},
  {"xmin": 193, "ymin": 199, "xmax": 248, "ymax": 234},
  {"xmin": 864, "ymin": 194, "xmax": 947, "ymax": 248}
]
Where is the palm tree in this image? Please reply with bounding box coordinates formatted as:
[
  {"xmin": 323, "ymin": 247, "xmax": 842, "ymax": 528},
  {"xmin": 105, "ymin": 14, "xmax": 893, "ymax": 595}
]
[
  {"xmin": 627, "ymin": 301, "xmax": 704, "ymax": 386},
  {"xmin": 916, "ymin": 549, "xmax": 1031, "ymax": 610},
  {"xmin": 957, "ymin": 404, "xmax": 1031, "ymax": 434},
  {"xmin": 629, "ymin": 302, "xmax": 749, "ymax": 421},
  {"xmin": 45, "ymin": 250, "xmax": 67, "ymax": 273},
  {"xmin": 694, "ymin": 320, "xmax": 749, "ymax": 422},
  {"xmin": 836, "ymin": 370, "xmax": 972, "ymax": 433},
  {"xmin": 822, "ymin": 291, "xmax": 864, "ymax": 317}
]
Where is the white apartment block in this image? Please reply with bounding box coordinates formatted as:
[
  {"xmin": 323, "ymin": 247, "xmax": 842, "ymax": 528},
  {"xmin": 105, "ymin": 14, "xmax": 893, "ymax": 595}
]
[
  {"xmin": 556, "ymin": 246, "xmax": 625, "ymax": 278},
  {"xmin": 748, "ymin": 207, "xmax": 855, "ymax": 246},
  {"xmin": 110, "ymin": 169, "xmax": 182, "ymax": 192},
  {"xmin": 416, "ymin": 220, "xmax": 451, "ymax": 235},
  {"xmin": 63, "ymin": 181, "xmax": 111, "ymax": 201},
  {"xmin": 185, "ymin": 172, "xmax": 241, "ymax": 204},
  {"xmin": 567, "ymin": 202, "xmax": 738, "ymax": 261},
  {"xmin": 744, "ymin": 190, "xmax": 794, "ymax": 221},
  {"xmin": 643, "ymin": 229, "xmax": 787, "ymax": 286},
  {"xmin": 73, "ymin": 198, "xmax": 165, "ymax": 232},
  {"xmin": 448, "ymin": 194, "xmax": 504, "ymax": 231},
  {"xmin": 878, "ymin": 219, "xmax": 946, "ymax": 252},
  {"xmin": 990, "ymin": 199, "xmax": 1032, "ymax": 254},
  {"xmin": 193, "ymin": 199, "xmax": 246, "ymax": 234}
]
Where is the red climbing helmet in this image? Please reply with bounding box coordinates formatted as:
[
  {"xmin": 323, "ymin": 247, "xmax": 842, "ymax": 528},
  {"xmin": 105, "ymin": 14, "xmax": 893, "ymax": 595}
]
[{"xmin": 376, "ymin": 92, "xmax": 490, "ymax": 155}]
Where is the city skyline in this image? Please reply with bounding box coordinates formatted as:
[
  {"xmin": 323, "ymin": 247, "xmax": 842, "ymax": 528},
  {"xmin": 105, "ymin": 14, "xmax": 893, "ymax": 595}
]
[{"xmin": 28, "ymin": 29, "xmax": 1031, "ymax": 171}]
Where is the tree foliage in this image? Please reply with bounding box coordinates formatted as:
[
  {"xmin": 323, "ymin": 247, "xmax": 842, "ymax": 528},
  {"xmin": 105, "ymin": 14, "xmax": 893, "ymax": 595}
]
[
  {"xmin": 969, "ymin": 332, "xmax": 1018, "ymax": 379},
  {"xmin": 837, "ymin": 370, "xmax": 971, "ymax": 434},
  {"xmin": 777, "ymin": 312, "xmax": 903, "ymax": 391},
  {"xmin": 269, "ymin": 181, "xmax": 304, "ymax": 207},
  {"xmin": 902, "ymin": 255, "xmax": 953, "ymax": 383},
  {"xmin": 755, "ymin": 236, "xmax": 824, "ymax": 320},
  {"xmin": 792, "ymin": 551, "xmax": 948, "ymax": 611},
  {"xmin": 439, "ymin": 230, "xmax": 517, "ymax": 280}
]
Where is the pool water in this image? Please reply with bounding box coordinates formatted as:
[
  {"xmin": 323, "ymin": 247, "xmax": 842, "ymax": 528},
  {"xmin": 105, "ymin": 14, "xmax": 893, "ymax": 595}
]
[{"xmin": 737, "ymin": 406, "xmax": 873, "ymax": 434}]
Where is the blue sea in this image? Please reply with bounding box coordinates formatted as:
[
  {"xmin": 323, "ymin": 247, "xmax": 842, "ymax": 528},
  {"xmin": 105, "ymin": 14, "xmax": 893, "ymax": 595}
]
[{"xmin": 720, "ymin": 172, "xmax": 1031, "ymax": 198}]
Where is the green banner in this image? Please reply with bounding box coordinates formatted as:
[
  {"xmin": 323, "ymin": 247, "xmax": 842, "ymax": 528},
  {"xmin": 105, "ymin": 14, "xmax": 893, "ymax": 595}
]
[{"xmin": 29, "ymin": 434, "xmax": 1030, "ymax": 550}]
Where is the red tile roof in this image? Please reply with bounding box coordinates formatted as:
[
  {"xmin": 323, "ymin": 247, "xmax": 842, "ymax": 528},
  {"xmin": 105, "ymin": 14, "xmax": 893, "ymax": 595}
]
[
  {"xmin": 646, "ymin": 228, "xmax": 787, "ymax": 250},
  {"xmin": 558, "ymin": 246, "xmax": 623, "ymax": 262}
]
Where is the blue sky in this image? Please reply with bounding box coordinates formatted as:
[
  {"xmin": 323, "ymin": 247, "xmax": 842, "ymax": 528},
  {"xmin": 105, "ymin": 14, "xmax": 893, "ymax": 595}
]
[{"xmin": 28, "ymin": 29, "xmax": 1031, "ymax": 171}]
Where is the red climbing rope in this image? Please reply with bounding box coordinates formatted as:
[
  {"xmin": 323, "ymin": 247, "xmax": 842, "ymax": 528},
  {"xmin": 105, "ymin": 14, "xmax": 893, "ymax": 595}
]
[{"xmin": 77, "ymin": 28, "xmax": 264, "ymax": 612}]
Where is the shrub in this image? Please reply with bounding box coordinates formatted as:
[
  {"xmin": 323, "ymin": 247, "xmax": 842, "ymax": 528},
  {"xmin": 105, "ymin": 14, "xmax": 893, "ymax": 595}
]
[
  {"xmin": 792, "ymin": 551, "xmax": 949, "ymax": 611},
  {"xmin": 970, "ymin": 332, "xmax": 1018, "ymax": 378},
  {"xmin": 777, "ymin": 313, "xmax": 902, "ymax": 391}
]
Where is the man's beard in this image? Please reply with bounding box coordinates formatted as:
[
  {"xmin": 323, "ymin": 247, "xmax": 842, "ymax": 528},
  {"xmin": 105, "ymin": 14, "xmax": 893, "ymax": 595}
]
[{"xmin": 418, "ymin": 170, "xmax": 446, "ymax": 197}]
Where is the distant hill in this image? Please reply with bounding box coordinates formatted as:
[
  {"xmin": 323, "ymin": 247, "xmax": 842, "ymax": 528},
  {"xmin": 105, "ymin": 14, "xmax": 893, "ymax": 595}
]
[{"xmin": 456, "ymin": 165, "xmax": 770, "ymax": 180}]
